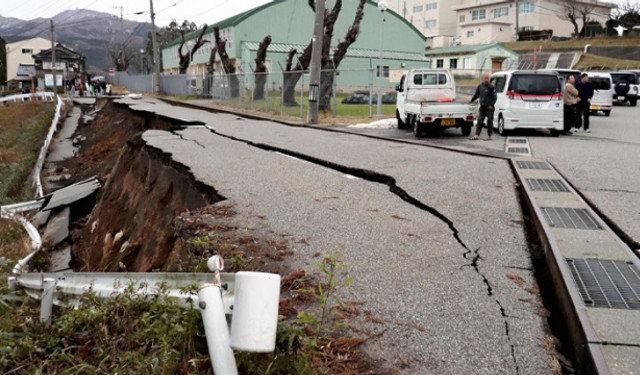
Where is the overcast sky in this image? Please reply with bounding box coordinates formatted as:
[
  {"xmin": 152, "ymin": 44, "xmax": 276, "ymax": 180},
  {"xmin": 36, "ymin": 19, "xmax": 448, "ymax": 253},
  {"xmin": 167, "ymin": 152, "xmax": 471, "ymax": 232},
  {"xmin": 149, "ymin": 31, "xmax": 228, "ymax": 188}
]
[
  {"xmin": 1, "ymin": 0, "xmax": 637, "ymax": 27},
  {"xmin": 0, "ymin": 0, "xmax": 272, "ymax": 27}
]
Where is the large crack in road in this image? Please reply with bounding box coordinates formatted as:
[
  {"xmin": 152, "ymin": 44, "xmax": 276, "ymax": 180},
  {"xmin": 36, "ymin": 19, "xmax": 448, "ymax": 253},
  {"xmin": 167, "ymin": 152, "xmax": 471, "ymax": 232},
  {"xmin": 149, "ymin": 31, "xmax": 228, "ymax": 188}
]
[{"xmin": 195, "ymin": 124, "xmax": 522, "ymax": 375}]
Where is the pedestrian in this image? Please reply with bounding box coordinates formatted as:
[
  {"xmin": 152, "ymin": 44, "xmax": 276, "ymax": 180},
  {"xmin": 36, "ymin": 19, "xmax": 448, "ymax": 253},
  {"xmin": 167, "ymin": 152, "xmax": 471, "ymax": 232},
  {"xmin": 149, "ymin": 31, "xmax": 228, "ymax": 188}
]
[
  {"xmin": 563, "ymin": 75, "xmax": 580, "ymax": 136},
  {"xmin": 574, "ymin": 73, "xmax": 594, "ymax": 133},
  {"xmin": 106, "ymin": 83, "xmax": 112, "ymax": 96},
  {"xmin": 469, "ymin": 73, "xmax": 497, "ymax": 141},
  {"xmin": 89, "ymin": 81, "xmax": 94, "ymax": 97},
  {"xmin": 101, "ymin": 80, "xmax": 106, "ymax": 93}
]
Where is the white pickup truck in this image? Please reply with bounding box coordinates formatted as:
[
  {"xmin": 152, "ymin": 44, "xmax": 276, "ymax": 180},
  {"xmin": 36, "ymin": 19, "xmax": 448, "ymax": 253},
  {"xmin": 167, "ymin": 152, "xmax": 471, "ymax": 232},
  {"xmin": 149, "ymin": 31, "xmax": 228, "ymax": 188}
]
[{"xmin": 395, "ymin": 68, "xmax": 476, "ymax": 138}]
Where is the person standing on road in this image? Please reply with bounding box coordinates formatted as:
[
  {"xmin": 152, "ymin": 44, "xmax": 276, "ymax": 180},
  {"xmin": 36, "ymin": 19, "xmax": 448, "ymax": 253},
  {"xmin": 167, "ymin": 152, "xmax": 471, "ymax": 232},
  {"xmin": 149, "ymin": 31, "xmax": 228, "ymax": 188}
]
[
  {"xmin": 563, "ymin": 75, "xmax": 580, "ymax": 136},
  {"xmin": 469, "ymin": 73, "xmax": 497, "ymax": 141},
  {"xmin": 575, "ymin": 73, "xmax": 594, "ymax": 133}
]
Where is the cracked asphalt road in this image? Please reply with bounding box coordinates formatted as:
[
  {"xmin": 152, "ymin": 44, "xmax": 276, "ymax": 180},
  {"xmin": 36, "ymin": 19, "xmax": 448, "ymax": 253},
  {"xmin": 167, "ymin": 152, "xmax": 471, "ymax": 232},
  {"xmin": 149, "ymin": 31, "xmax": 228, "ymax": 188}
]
[{"xmin": 122, "ymin": 98, "xmax": 553, "ymax": 374}]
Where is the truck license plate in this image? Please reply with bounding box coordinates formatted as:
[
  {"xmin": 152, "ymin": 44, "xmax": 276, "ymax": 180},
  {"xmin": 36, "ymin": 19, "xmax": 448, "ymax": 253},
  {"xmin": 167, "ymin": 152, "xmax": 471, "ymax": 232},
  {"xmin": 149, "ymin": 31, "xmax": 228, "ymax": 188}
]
[
  {"xmin": 591, "ymin": 105, "xmax": 600, "ymax": 110},
  {"xmin": 441, "ymin": 119, "xmax": 456, "ymax": 126}
]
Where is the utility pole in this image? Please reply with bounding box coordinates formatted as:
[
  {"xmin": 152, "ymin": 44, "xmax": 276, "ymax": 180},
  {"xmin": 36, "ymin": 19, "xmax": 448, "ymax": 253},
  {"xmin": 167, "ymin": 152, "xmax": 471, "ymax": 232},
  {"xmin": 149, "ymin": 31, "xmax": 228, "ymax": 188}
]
[
  {"xmin": 377, "ymin": 1, "xmax": 388, "ymax": 116},
  {"xmin": 50, "ymin": 20, "xmax": 57, "ymax": 101},
  {"xmin": 150, "ymin": 0, "xmax": 161, "ymax": 95},
  {"xmin": 306, "ymin": 0, "xmax": 326, "ymax": 124},
  {"xmin": 113, "ymin": 6, "xmax": 124, "ymax": 41},
  {"xmin": 515, "ymin": 0, "xmax": 520, "ymax": 41}
]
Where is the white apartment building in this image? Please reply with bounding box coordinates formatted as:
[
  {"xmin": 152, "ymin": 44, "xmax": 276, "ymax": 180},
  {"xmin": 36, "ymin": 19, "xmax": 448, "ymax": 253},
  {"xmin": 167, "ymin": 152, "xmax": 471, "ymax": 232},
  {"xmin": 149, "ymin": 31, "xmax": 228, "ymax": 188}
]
[
  {"xmin": 5, "ymin": 37, "xmax": 52, "ymax": 81},
  {"xmin": 455, "ymin": 0, "xmax": 614, "ymax": 45},
  {"xmin": 384, "ymin": 0, "xmax": 614, "ymax": 47},
  {"xmin": 386, "ymin": 0, "xmax": 465, "ymax": 48}
]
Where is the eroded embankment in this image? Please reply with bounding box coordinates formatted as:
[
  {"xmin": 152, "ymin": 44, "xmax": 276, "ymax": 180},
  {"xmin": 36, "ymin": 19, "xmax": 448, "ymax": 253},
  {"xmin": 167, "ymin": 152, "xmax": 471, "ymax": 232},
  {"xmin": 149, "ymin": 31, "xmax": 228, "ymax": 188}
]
[{"xmin": 71, "ymin": 135, "xmax": 223, "ymax": 272}]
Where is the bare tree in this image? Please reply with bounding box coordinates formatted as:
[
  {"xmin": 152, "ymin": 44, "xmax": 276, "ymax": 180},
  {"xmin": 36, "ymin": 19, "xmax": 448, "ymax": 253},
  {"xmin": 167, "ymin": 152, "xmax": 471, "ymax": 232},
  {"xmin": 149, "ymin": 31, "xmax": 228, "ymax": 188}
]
[
  {"xmin": 109, "ymin": 43, "xmax": 136, "ymax": 72},
  {"xmin": 253, "ymin": 35, "xmax": 272, "ymax": 100},
  {"xmin": 282, "ymin": 0, "xmax": 366, "ymax": 109},
  {"xmin": 558, "ymin": 0, "xmax": 597, "ymax": 38},
  {"xmin": 206, "ymin": 45, "xmax": 218, "ymax": 75},
  {"xmin": 213, "ymin": 25, "xmax": 240, "ymax": 97},
  {"xmin": 178, "ymin": 24, "xmax": 209, "ymax": 74}
]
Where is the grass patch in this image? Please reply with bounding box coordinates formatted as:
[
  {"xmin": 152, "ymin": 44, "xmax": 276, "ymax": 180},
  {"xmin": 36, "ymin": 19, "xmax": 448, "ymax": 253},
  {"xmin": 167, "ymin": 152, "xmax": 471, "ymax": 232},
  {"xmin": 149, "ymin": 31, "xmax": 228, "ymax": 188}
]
[
  {"xmin": 503, "ymin": 36, "xmax": 640, "ymax": 52},
  {"xmin": 0, "ymin": 101, "xmax": 54, "ymax": 205},
  {"xmin": 575, "ymin": 53, "xmax": 640, "ymax": 70}
]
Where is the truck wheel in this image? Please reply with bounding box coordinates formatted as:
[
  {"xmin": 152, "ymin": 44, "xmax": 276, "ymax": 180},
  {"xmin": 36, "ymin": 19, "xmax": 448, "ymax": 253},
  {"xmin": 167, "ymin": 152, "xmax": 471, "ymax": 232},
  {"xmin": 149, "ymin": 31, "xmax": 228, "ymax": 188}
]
[
  {"xmin": 461, "ymin": 122, "xmax": 473, "ymax": 136},
  {"xmin": 498, "ymin": 116, "xmax": 508, "ymax": 136},
  {"xmin": 630, "ymin": 98, "xmax": 638, "ymax": 107},
  {"xmin": 413, "ymin": 119, "xmax": 423, "ymax": 138},
  {"xmin": 396, "ymin": 110, "xmax": 407, "ymax": 129},
  {"xmin": 604, "ymin": 110, "xmax": 611, "ymax": 117}
]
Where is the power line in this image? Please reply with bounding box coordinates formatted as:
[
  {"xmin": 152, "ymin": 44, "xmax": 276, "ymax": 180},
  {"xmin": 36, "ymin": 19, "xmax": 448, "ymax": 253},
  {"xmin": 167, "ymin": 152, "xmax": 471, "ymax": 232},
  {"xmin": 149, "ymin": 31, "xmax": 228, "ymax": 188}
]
[{"xmin": 2, "ymin": 1, "xmax": 32, "ymax": 17}]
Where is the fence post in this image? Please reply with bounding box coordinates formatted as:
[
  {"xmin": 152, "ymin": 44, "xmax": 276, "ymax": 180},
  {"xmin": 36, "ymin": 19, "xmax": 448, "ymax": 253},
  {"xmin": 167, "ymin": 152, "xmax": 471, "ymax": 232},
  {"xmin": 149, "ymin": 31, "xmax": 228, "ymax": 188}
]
[
  {"xmin": 369, "ymin": 60, "xmax": 373, "ymax": 119},
  {"xmin": 40, "ymin": 278, "xmax": 55, "ymax": 323},
  {"xmin": 332, "ymin": 69, "xmax": 337, "ymax": 118},
  {"xmin": 300, "ymin": 73, "xmax": 305, "ymax": 118}
]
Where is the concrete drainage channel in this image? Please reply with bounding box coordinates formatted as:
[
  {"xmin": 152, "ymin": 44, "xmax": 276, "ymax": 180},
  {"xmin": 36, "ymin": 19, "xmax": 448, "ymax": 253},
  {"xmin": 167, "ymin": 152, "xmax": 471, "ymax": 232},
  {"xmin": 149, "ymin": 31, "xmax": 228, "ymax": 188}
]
[{"xmin": 511, "ymin": 157, "xmax": 640, "ymax": 374}]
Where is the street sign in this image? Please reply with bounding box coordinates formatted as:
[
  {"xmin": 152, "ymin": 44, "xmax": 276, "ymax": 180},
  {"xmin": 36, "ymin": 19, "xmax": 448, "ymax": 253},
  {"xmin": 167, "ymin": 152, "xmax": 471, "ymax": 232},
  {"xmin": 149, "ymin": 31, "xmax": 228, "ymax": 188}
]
[
  {"xmin": 109, "ymin": 68, "xmax": 115, "ymax": 76},
  {"xmin": 44, "ymin": 74, "xmax": 63, "ymax": 87},
  {"xmin": 389, "ymin": 69, "xmax": 405, "ymax": 83}
]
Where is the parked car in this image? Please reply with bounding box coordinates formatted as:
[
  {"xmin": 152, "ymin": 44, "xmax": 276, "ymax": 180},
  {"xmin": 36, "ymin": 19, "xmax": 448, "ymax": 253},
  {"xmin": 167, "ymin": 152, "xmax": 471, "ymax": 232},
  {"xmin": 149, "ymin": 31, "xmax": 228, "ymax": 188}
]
[
  {"xmin": 490, "ymin": 70, "xmax": 564, "ymax": 136},
  {"xmin": 542, "ymin": 69, "xmax": 582, "ymax": 88},
  {"xmin": 610, "ymin": 72, "xmax": 638, "ymax": 106},
  {"xmin": 585, "ymin": 72, "xmax": 614, "ymax": 116},
  {"xmin": 395, "ymin": 68, "xmax": 476, "ymax": 138}
]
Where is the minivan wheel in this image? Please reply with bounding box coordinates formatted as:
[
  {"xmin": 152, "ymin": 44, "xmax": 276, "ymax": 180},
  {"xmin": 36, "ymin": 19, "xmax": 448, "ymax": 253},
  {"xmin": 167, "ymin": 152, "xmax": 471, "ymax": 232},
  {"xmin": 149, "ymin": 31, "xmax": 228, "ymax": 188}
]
[
  {"xmin": 396, "ymin": 110, "xmax": 407, "ymax": 129},
  {"xmin": 413, "ymin": 118, "xmax": 423, "ymax": 138},
  {"xmin": 498, "ymin": 116, "xmax": 508, "ymax": 136},
  {"xmin": 604, "ymin": 110, "xmax": 611, "ymax": 117}
]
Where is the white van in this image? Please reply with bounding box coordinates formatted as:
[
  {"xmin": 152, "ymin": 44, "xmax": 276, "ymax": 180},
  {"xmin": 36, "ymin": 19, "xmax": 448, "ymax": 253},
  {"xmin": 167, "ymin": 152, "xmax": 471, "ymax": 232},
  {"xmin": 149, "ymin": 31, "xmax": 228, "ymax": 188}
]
[
  {"xmin": 490, "ymin": 70, "xmax": 564, "ymax": 136},
  {"xmin": 584, "ymin": 72, "xmax": 613, "ymax": 117}
]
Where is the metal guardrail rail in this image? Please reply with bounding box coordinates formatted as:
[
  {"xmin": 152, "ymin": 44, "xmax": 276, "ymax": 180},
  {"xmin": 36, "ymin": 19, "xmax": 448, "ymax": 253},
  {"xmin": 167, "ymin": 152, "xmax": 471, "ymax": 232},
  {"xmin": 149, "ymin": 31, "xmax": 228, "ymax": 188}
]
[{"xmin": 0, "ymin": 92, "xmax": 55, "ymax": 103}]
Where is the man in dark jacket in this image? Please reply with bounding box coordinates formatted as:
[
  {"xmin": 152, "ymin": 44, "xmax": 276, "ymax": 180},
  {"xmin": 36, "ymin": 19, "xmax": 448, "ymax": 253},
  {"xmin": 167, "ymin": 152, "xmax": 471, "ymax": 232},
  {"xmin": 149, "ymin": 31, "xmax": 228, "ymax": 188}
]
[
  {"xmin": 469, "ymin": 73, "xmax": 497, "ymax": 140},
  {"xmin": 574, "ymin": 73, "xmax": 594, "ymax": 133}
]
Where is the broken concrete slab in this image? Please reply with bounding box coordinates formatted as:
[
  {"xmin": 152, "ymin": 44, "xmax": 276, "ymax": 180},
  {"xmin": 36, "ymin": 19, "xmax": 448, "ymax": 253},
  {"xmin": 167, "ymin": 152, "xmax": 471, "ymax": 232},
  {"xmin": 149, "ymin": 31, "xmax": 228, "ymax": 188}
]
[
  {"xmin": 48, "ymin": 246, "xmax": 72, "ymax": 272},
  {"xmin": 31, "ymin": 210, "xmax": 51, "ymax": 228},
  {"xmin": 42, "ymin": 207, "xmax": 70, "ymax": 246},
  {"xmin": 41, "ymin": 177, "xmax": 101, "ymax": 212}
]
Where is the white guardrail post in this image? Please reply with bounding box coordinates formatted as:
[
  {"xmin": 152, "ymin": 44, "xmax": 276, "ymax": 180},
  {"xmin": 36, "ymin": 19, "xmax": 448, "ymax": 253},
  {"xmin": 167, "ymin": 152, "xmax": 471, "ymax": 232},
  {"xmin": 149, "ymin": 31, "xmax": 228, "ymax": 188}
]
[{"xmin": 9, "ymin": 254, "xmax": 281, "ymax": 374}]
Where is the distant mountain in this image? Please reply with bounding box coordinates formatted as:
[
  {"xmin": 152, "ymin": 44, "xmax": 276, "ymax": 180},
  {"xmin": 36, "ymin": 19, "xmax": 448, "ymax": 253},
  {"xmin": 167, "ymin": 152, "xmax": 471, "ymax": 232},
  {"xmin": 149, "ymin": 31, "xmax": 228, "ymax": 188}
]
[{"xmin": 0, "ymin": 9, "xmax": 151, "ymax": 74}]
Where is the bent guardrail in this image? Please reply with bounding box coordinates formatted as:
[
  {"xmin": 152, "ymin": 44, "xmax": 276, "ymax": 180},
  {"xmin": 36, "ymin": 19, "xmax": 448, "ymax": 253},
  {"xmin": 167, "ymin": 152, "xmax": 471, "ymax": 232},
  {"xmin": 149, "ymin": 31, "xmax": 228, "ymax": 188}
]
[{"xmin": 8, "ymin": 255, "xmax": 281, "ymax": 375}]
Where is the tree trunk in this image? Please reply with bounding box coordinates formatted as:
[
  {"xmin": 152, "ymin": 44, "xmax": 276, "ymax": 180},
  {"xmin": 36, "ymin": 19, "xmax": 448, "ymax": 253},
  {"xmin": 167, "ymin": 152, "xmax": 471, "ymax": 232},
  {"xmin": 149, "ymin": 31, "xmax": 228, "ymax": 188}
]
[
  {"xmin": 213, "ymin": 25, "xmax": 239, "ymax": 98},
  {"xmin": 178, "ymin": 25, "xmax": 209, "ymax": 75},
  {"xmin": 253, "ymin": 35, "xmax": 272, "ymax": 101},
  {"xmin": 283, "ymin": 71, "xmax": 303, "ymax": 106},
  {"xmin": 318, "ymin": 69, "xmax": 334, "ymax": 111}
]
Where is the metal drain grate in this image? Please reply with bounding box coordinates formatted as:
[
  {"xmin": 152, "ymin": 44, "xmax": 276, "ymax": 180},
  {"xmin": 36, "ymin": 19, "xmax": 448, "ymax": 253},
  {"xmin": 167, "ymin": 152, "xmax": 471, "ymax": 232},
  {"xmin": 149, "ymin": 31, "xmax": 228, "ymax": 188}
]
[
  {"xmin": 566, "ymin": 258, "xmax": 640, "ymax": 309},
  {"xmin": 508, "ymin": 139, "xmax": 528, "ymax": 144},
  {"xmin": 508, "ymin": 147, "xmax": 529, "ymax": 154},
  {"xmin": 527, "ymin": 179, "xmax": 569, "ymax": 192},
  {"xmin": 541, "ymin": 207, "xmax": 603, "ymax": 230},
  {"xmin": 516, "ymin": 161, "xmax": 550, "ymax": 170}
]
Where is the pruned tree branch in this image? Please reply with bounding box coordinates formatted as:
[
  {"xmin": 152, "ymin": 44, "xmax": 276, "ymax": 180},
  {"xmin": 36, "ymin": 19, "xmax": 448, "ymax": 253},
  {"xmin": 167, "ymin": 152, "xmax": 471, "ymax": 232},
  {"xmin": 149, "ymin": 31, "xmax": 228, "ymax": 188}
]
[
  {"xmin": 333, "ymin": 0, "xmax": 365, "ymax": 68},
  {"xmin": 178, "ymin": 24, "xmax": 210, "ymax": 74},
  {"xmin": 206, "ymin": 45, "xmax": 217, "ymax": 74},
  {"xmin": 254, "ymin": 35, "xmax": 272, "ymax": 74},
  {"xmin": 285, "ymin": 48, "xmax": 297, "ymax": 72}
]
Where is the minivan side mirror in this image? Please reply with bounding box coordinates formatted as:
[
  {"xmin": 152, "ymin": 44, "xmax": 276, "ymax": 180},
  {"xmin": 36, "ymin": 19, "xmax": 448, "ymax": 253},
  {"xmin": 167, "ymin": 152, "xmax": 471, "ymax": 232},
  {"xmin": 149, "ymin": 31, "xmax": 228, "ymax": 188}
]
[{"xmin": 396, "ymin": 85, "xmax": 403, "ymax": 92}]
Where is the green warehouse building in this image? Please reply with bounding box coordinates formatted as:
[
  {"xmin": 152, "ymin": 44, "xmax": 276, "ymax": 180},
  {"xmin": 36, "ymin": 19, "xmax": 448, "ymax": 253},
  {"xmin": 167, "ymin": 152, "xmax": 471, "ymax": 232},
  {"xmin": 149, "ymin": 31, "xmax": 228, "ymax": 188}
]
[{"xmin": 161, "ymin": 0, "xmax": 430, "ymax": 91}]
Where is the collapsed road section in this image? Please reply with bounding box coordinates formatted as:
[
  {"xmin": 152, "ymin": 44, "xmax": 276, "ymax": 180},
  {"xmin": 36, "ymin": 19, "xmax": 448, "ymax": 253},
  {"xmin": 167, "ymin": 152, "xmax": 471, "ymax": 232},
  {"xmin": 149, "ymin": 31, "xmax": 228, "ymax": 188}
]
[{"xmin": 93, "ymin": 97, "xmax": 555, "ymax": 374}]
